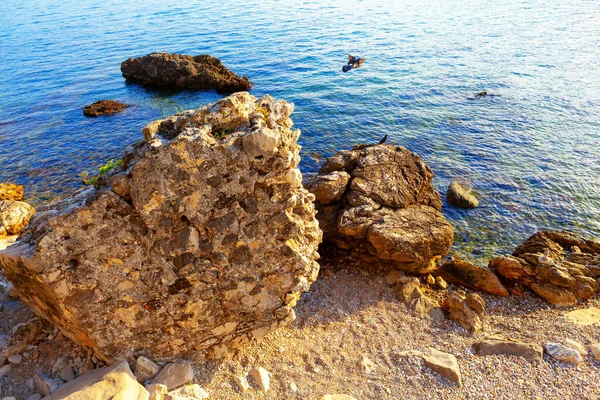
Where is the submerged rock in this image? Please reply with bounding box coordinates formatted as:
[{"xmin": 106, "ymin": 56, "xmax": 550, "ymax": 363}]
[
  {"xmin": 446, "ymin": 180, "xmax": 478, "ymax": 209},
  {"xmin": 0, "ymin": 92, "xmax": 321, "ymax": 363},
  {"xmin": 308, "ymin": 144, "xmax": 453, "ymax": 274},
  {"xmin": 83, "ymin": 100, "xmax": 129, "ymax": 117},
  {"xmin": 490, "ymin": 231, "xmax": 600, "ymax": 306},
  {"xmin": 121, "ymin": 52, "xmax": 251, "ymax": 93}
]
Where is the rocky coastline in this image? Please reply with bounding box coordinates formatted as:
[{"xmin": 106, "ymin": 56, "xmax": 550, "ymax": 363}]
[{"xmin": 0, "ymin": 92, "xmax": 599, "ymax": 399}]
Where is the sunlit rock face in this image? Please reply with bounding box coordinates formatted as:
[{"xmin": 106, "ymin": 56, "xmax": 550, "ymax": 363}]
[
  {"xmin": 0, "ymin": 92, "xmax": 321, "ymax": 362},
  {"xmin": 306, "ymin": 143, "xmax": 454, "ymax": 274},
  {"xmin": 490, "ymin": 230, "xmax": 600, "ymax": 307}
]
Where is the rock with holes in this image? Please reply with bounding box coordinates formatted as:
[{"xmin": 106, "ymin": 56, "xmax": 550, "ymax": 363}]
[
  {"xmin": 121, "ymin": 52, "xmax": 251, "ymax": 93},
  {"xmin": 308, "ymin": 144, "xmax": 453, "ymax": 274},
  {"xmin": 490, "ymin": 231, "xmax": 600, "ymax": 306},
  {"xmin": 0, "ymin": 92, "xmax": 322, "ymax": 363}
]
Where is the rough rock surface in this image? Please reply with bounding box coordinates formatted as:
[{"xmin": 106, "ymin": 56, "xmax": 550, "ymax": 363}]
[
  {"xmin": 446, "ymin": 180, "xmax": 478, "ymax": 209},
  {"xmin": 308, "ymin": 144, "xmax": 453, "ymax": 274},
  {"xmin": 44, "ymin": 360, "xmax": 148, "ymax": 399},
  {"xmin": 0, "ymin": 92, "xmax": 321, "ymax": 363},
  {"xmin": 440, "ymin": 256, "xmax": 508, "ymax": 296},
  {"xmin": 0, "ymin": 200, "xmax": 35, "ymax": 238},
  {"xmin": 474, "ymin": 337, "xmax": 543, "ymax": 362},
  {"xmin": 490, "ymin": 231, "xmax": 600, "ymax": 306},
  {"xmin": 83, "ymin": 100, "xmax": 129, "ymax": 117},
  {"xmin": 121, "ymin": 52, "xmax": 251, "ymax": 93},
  {"xmin": 443, "ymin": 290, "xmax": 485, "ymax": 332},
  {"xmin": 0, "ymin": 184, "xmax": 24, "ymax": 201}
]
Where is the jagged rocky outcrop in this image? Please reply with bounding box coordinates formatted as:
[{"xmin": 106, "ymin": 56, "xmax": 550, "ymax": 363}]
[
  {"xmin": 490, "ymin": 231, "xmax": 600, "ymax": 306},
  {"xmin": 121, "ymin": 52, "xmax": 252, "ymax": 93},
  {"xmin": 0, "ymin": 92, "xmax": 321, "ymax": 363},
  {"xmin": 83, "ymin": 100, "xmax": 129, "ymax": 117},
  {"xmin": 306, "ymin": 144, "xmax": 454, "ymax": 274}
]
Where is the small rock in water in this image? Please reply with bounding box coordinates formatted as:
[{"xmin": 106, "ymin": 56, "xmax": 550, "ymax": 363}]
[
  {"xmin": 151, "ymin": 362, "xmax": 194, "ymax": 391},
  {"xmin": 563, "ymin": 339, "xmax": 587, "ymax": 357},
  {"xmin": 359, "ymin": 355, "xmax": 375, "ymax": 374},
  {"xmin": 249, "ymin": 367, "xmax": 271, "ymax": 391},
  {"xmin": 83, "ymin": 100, "xmax": 129, "ymax": 117},
  {"xmin": 446, "ymin": 180, "xmax": 478, "ymax": 209},
  {"xmin": 233, "ymin": 374, "xmax": 250, "ymax": 392},
  {"xmin": 423, "ymin": 348, "xmax": 462, "ymax": 387},
  {"xmin": 135, "ymin": 356, "xmax": 162, "ymax": 383},
  {"xmin": 544, "ymin": 342, "xmax": 583, "ymax": 364}
]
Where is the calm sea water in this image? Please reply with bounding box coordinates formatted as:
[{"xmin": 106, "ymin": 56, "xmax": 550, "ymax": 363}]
[{"xmin": 1, "ymin": 0, "xmax": 599, "ymax": 260}]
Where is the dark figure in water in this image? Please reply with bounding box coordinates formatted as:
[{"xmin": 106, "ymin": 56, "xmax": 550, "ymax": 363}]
[
  {"xmin": 379, "ymin": 134, "xmax": 388, "ymax": 144},
  {"xmin": 468, "ymin": 91, "xmax": 500, "ymax": 100},
  {"xmin": 342, "ymin": 54, "xmax": 365, "ymax": 72}
]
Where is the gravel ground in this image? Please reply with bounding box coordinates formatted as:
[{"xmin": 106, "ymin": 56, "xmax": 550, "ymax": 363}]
[{"xmin": 1, "ymin": 251, "xmax": 599, "ymax": 399}]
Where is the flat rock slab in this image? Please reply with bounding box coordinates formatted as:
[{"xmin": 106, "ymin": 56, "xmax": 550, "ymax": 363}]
[
  {"xmin": 474, "ymin": 339, "xmax": 543, "ymax": 362},
  {"xmin": 564, "ymin": 307, "xmax": 600, "ymax": 326},
  {"xmin": 44, "ymin": 360, "xmax": 148, "ymax": 400},
  {"xmin": 423, "ymin": 348, "xmax": 462, "ymax": 387}
]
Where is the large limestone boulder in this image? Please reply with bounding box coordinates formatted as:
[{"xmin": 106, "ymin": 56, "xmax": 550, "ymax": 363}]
[
  {"xmin": 0, "ymin": 200, "xmax": 35, "ymax": 238},
  {"xmin": 0, "ymin": 92, "xmax": 321, "ymax": 362},
  {"xmin": 490, "ymin": 231, "xmax": 600, "ymax": 306},
  {"xmin": 307, "ymin": 144, "xmax": 453, "ymax": 274},
  {"xmin": 121, "ymin": 52, "xmax": 252, "ymax": 93}
]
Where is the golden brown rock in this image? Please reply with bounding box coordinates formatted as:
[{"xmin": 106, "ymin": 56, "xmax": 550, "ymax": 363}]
[
  {"xmin": 0, "ymin": 184, "xmax": 24, "ymax": 201},
  {"xmin": 440, "ymin": 256, "xmax": 508, "ymax": 296},
  {"xmin": 0, "ymin": 93, "xmax": 321, "ymax": 363},
  {"xmin": 83, "ymin": 100, "xmax": 129, "ymax": 117},
  {"xmin": 491, "ymin": 231, "xmax": 600, "ymax": 306}
]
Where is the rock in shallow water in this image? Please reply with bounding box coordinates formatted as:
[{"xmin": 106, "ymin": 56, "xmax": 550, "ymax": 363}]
[
  {"xmin": 83, "ymin": 100, "xmax": 129, "ymax": 117},
  {"xmin": 121, "ymin": 52, "xmax": 251, "ymax": 93},
  {"xmin": 308, "ymin": 144, "xmax": 453, "ymax": 274},
  {"xmin": 0, "ymin": 92, "xmax": 321, "ymax": 363},
  {"xmin": 490, "ymin": 231, "xmax": 600, "ymax": 306},
  {"xmin": 446, "ymin": 180, "xmax": 478, "ymax": 209}
]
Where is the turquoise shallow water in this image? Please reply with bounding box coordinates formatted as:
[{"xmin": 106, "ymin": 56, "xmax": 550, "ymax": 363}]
[{"xmin": 1, "ymin": 0, "xmax": 599, "ymax": 260}]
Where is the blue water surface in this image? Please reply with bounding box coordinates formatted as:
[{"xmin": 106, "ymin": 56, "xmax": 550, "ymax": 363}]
[{"xmin": 1, "ymin": 0, "xmax": 599, "ymax": 260}]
